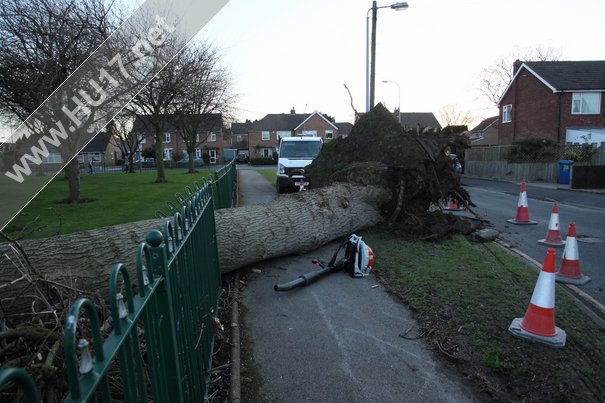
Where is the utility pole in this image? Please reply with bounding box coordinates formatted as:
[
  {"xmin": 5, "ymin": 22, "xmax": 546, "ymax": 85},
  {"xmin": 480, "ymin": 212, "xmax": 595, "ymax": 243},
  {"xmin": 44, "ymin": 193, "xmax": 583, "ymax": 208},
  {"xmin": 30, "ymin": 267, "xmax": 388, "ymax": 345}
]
[{"xmin": 369, "ymin": 1, "xmax": 377, "ymax": 109}]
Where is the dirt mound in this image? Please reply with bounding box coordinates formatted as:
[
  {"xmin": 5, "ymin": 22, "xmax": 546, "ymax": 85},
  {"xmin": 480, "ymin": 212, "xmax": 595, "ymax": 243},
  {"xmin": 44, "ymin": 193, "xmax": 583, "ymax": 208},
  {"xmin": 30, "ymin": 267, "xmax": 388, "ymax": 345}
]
[{"xmin": 307, "ymin": 104, "xmax": 475, "ymax": 238}]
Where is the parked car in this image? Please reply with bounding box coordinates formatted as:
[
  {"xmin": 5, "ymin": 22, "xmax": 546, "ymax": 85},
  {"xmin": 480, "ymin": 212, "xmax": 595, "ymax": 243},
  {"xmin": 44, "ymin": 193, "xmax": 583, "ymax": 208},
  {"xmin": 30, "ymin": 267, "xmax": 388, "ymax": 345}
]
[
  {"xmin": 235, "ymin": 153, "xmax": 249, "ymax": 164},
  {"xmin": 178, "ymin": 155, "xmax": 202, "ymax": 163},
  {"xmin": 449, "ymin": 154, "xmax": 462, "ymax": 174}
]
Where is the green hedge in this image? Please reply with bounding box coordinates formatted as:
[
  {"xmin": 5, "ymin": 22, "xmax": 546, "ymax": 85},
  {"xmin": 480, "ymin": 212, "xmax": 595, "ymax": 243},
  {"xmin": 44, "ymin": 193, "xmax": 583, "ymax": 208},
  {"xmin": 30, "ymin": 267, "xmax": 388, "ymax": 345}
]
[{"xmin": 249, "ymin": 157, "xmax": 277, "ymax": 165}]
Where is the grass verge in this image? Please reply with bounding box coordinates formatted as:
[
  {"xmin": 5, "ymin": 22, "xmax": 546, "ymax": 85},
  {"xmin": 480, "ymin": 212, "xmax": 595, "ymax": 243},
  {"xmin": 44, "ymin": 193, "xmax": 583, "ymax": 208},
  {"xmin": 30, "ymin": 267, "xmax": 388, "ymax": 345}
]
[
  {"xmin": 256, "ymin": 169, "xmax": 276, "ymax": 185},
  {"xmin": 363, "ymin": 231, "xmax": 605, "ymax": 402},
  {"xmin": 4, "ymin": 171, "xmax": 213, "ymax": 239}
]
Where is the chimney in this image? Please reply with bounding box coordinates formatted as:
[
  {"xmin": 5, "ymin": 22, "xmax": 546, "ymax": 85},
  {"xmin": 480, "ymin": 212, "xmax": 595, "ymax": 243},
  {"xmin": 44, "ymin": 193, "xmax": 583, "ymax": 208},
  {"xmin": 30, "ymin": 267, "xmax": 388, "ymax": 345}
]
[
  {"xmin": 513, "ymin": 59, "xmax": 523, "ymax": 75},
  {"xmin": 290, "ymin": 107, "xmax": 296, "ymax": 114}
]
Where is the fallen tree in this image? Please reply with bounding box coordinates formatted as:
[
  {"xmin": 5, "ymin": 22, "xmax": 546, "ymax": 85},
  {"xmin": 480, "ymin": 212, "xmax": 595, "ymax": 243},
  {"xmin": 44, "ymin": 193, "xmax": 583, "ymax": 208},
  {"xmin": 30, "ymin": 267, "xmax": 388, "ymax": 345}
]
[
  {"xmin": 0, "ymin": 183, "xmax": 391, "ymax": 322},
  {"xmin": 1, "ymin": 104, "xmax": 479, "ymax": 400},
  {"xmin": 1, "ymin": 104, "xmax": 474, "ymax": 322}
]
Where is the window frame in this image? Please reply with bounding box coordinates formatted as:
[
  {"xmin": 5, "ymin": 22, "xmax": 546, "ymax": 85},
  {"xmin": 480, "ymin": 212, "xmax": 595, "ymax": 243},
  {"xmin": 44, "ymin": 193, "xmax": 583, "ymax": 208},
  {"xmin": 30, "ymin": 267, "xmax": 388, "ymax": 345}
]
[
  {"xmin": 502, "ymin": 104, "xmax": 512, "ymax": 123},
  {"xmin": 571, "ymin": 92, "xmax": 601, "ymax": 115},
  {"xmin": 163, "ymin": 132, "xmax": 171, "ymax": 143},
  {"xmin": 261, "ymin": 131, "xmax": 270, "ymax": 141}
]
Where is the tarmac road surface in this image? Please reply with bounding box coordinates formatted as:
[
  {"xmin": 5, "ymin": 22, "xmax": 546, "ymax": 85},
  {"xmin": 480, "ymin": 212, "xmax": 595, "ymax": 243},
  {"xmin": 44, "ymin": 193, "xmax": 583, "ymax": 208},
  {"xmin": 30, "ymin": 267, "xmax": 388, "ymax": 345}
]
[{"xmin": 237, "ymin": 169, "xmax": 478, "ymax": 402}]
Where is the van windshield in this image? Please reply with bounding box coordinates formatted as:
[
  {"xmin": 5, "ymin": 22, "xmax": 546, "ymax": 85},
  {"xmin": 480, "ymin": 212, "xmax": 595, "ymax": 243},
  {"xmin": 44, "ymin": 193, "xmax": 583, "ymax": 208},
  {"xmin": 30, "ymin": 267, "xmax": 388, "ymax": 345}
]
[{"xmin": 279, "ymin": 141, "xmax": 322, "ymax": 158}]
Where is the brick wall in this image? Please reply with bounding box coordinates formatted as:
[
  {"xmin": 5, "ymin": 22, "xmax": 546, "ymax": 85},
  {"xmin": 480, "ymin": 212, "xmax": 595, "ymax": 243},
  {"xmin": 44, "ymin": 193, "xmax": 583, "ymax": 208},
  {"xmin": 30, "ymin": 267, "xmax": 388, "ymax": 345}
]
[{"xmin": 500, "ymin": 69, "xmax": 605, "ymax": 145}]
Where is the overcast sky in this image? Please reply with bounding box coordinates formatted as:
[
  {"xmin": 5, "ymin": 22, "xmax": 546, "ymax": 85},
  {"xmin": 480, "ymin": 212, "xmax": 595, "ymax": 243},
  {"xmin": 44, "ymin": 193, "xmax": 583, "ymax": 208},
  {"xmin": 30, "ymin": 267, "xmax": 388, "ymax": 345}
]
[
  {"xmin": 200, "ymin": 0, "xmax": 605, "ymax": 127},
  {"xmin": 1, "ymin": 0, "xmax": 603, "ymax": 142}
]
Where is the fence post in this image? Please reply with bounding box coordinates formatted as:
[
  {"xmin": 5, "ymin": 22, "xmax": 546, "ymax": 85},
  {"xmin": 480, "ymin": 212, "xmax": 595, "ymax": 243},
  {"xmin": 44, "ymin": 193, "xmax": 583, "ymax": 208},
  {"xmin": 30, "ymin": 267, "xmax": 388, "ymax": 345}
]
[
  {"xmin": 145, "ymin": 229, "xmax": 185, "ymax": 403},
  {"xmin": 0, "ymin": 368, "xmax": 40, "ymax": 403}
]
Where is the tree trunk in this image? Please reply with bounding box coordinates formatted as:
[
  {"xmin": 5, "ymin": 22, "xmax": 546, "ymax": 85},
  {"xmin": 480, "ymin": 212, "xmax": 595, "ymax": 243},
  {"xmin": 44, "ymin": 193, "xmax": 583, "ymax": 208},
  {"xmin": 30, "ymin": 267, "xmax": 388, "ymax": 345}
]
[
  {"xmin": 65, "ymin": 158, "xmax": 80, "ymax": 203},
  {"xmin": 187, "ymin": 150, "xmax": 196, "ymax": 173},
  {"xmin": 0, "ymin": 184, "xmax": 390, "ymax": 322},
  {"xmin": 154, "ymin": 140, "xmax": 166, "ymax": 183}
]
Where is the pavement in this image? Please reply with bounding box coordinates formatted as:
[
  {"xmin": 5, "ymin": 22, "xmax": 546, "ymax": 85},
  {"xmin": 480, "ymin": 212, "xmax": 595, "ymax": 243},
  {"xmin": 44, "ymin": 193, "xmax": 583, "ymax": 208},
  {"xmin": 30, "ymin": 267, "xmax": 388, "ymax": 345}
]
[{"xmin": 234, "ymin": 168, "xmax": 479, "ymax": 402}]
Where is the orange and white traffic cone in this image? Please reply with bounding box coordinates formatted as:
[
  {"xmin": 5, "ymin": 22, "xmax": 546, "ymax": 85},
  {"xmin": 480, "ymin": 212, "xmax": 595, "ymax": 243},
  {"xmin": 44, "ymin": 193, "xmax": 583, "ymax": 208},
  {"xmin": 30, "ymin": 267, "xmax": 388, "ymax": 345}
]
[
  {"xmin": 445, "ymin": 198, "xmax": 463, "ymax": 211},
  {"xmin": 507, "ymin": 180, "xmax": 537, "ymax": 225},
  {"xmin": 538, "ymin": 202, "xmax": 565, "ymax": 248},
  {"xmin": 508, "ymin": 248, "xmax": 566, "ymax": 348},
  {"xmin": 556, "ymin": 222, "xmax": 590, "ymax": 285}
]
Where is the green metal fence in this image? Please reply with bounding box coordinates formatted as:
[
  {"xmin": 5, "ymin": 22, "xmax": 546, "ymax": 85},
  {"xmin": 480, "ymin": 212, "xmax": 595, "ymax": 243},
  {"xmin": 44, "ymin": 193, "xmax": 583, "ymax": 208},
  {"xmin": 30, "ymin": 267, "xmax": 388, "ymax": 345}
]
[
  {"xmin": 1, "ymin": 162, "xmax": 237, "ymax": 402},
  {"xmin": 156, "ymin": 161, "xmax": 237, "ymax": 218}
]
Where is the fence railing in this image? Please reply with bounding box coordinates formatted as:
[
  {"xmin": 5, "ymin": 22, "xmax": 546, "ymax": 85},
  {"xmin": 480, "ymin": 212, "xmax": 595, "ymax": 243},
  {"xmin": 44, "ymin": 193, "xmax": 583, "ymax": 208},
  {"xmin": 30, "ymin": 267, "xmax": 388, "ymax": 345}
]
[
  {"xmin": 157, "ymin": 161, "xmax": 237, "ymax": 217},
  {"xmin": 1, "ymin": 161, "xmax": 237, "ymax": 402}
]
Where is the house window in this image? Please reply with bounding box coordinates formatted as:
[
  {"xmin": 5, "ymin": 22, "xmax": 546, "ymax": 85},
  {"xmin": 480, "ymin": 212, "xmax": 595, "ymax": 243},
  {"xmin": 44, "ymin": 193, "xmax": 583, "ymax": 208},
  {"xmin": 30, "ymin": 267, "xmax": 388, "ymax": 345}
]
[
  {"xmin": 163, "ymin": 132, "xmax": 171, "ymax": 143},
  {"xmin": 43, "ymin": 153, "xmax": 62, "ymax": 164},
  {"xmin": 325, "ymin": 130, "xmax": 333, "ymax": 139},
  {"xmin": 195, "ymin": 133, "xmax": 200, "ymax": 142},
  {"xmin": 502, "ymin": 104, "xmax": 512, "ymax": 123},
  {"xmin": 195, "ymin": 148, "xmax": 201, "ymax": 158},
  {"xmin": 163, "ymin": 148, "xmax": 173, "ymax": 160},
  {"xmin": 261, "ymin": 131, "xmax": 270, "ymax": 141},
  {"xmin": 277, "ymin": 131, "xmax": 291, "ymax": 140},
  {"xmin": 261, "ymin": 148, "xmax": 272, "ymax": 158},
  {"xmin": 572, "ymin": 92, "xmax": 601, "ymax": 115},
  {"xmin": 209, "ymin": 132, "xmax": 217, "ymax": 142},
  {"xmin": 139, "ymin": 135, "xmax": 146, "ymax": 144}
]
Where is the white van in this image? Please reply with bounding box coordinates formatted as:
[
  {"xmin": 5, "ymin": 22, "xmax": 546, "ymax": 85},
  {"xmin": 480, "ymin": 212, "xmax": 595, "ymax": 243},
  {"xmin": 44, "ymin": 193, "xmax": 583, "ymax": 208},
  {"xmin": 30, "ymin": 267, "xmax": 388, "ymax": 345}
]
[{"xmin": 276, "ymin": 136, "xmax": 323, "ymax": 193}]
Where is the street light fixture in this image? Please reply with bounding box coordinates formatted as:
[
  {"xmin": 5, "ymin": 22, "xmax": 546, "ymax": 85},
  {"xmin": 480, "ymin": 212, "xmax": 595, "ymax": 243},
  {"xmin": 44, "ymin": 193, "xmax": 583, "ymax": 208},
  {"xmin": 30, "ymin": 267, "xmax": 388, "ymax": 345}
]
[
  {"xmin": 382, "ymin": 80, "xmax": 401, "ymax": 124},
  {"xmin": 366, "ymin": 1, "xmax": 409, "ymax": 112}
]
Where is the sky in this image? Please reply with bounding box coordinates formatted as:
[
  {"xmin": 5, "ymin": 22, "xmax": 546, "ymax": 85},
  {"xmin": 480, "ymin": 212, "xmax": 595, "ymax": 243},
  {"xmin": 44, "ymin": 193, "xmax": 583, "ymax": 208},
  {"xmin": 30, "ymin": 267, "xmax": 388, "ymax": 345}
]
[
  {"xmin": 1, "ymin": 0, "xmax": 604, "ymax": 141},
  {"xmin": 198, "ymin": 0, "xmax": 605, "ymax": 127}
]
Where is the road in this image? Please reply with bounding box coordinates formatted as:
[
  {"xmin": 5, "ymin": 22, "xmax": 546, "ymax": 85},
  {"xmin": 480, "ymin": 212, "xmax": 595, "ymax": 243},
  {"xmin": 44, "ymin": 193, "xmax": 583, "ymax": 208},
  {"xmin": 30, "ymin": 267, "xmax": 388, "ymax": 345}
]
[{"xmin": 460, "ymin": 177, "xmax": 605, "ymax": 306}]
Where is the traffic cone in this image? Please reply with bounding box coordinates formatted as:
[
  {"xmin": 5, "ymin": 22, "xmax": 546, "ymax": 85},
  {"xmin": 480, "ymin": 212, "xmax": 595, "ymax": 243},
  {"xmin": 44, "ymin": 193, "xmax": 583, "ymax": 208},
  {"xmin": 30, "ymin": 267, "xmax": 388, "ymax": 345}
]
[
  {"xmin": 508, "ymin": 248, "xmax": 566, "ymax": 348},
  {"xmin": 445, "ymin": 198, "xmax": 463, "ymax": 211},
  {"xmin": 556, "ymin": 222, "xmax": 590, "ymax": 285},
  {"xmin": 507, "ymin": 180, "xmax": 537, "ymax": 225},
  {"xmin": 538, "ymin": 202, "xmax": 565, "ymax": 247}
]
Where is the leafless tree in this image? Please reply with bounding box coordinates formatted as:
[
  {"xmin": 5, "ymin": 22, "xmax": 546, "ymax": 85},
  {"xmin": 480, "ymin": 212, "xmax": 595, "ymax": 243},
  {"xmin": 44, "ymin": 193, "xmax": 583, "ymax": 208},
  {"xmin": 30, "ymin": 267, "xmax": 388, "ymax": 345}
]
[
  {"xmin": 439, "ymin": 104, "xmax": 474, "ymax": 127},
  {"xmin": 0, "ymin": 0, "xmax": 118, "ymax": 202},
  {"xmin": 107, "ymin": 109, "xmax": 144, "ymax": 173},
  {"xmin": 130, "ymin": 39, "xmax": 192, "ymax": 183},
  {"xmin": 170, "ymin": 42, "xmax": 235, "ymax": 173},
  {"xmin": 477, "ymin": 45, "xmax": 562, "ymax": 105}
]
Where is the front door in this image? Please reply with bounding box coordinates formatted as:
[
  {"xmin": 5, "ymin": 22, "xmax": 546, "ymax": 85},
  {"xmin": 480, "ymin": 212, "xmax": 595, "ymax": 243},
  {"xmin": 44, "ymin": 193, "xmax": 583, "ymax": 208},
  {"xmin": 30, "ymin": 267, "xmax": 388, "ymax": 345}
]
[{"xmin": 209, "ymin": 149, "xmax": 217, "ymax": 164}]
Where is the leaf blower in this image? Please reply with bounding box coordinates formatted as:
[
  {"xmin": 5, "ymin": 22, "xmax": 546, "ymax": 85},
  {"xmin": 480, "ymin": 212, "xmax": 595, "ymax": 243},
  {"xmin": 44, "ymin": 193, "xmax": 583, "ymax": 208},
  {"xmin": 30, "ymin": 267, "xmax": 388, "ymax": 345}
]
[{"xmin": 274, "ymin": 234, "xmax": 375, "ymax": 292}]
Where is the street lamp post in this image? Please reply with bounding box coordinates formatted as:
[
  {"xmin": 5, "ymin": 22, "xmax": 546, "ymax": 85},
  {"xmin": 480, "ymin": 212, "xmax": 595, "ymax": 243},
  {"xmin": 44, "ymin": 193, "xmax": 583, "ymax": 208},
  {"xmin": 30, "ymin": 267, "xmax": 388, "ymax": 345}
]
[
  {"xmin": 382, "ymin": 80, "xmax": 401, "ymax": 124},
  {"xmin": 366, "ymin": 1, "xmax": 408, "ymax": 112}
]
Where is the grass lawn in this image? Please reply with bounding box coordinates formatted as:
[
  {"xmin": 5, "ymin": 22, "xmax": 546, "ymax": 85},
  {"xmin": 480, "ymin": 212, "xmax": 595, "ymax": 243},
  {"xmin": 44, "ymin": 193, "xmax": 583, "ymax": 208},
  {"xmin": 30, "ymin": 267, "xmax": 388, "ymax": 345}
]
[
  {"xmin": 362, "ymin": 231, "xmax": 605, "ymax": 402},
  {"xmin": 256, "ymin": 169, "xmax": 276, "ymax": 185},
  {"xmin": 3, "ymin": 171, "xmax": 214, "ymax": 239}
]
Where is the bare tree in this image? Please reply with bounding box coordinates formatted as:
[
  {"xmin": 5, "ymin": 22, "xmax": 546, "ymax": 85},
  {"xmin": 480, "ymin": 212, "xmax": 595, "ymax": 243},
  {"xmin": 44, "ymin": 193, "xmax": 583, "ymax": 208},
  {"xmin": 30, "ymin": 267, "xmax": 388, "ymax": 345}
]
[
  {"xmin": 171, "ymin": 42, "xmax": 235, "ymax": 173},
  {"xmin": 439, "ymin": 104, "xmax": 474, "ymax": 127},
  {"xmin": 130, "ymin": 41, "xmax": 192, "ymax": 183},
  {"xmin": 0, "ymin": 0, "xmax": 117, "ymax": 202},
  {"xmin": 478, "ymin": 45, "xmax": 562, "ymax": 105},
  {"xmin": 107, "ymin": 110, "xmax": 144, "ymax": 173}
]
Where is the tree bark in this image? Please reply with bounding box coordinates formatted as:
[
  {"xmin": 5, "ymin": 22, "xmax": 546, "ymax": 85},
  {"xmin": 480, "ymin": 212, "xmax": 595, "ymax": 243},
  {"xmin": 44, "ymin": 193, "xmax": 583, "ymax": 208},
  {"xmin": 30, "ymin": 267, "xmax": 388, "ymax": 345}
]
[{"xmin": 0, "ymin": 183, "xmax": 391, "ymax": 322}]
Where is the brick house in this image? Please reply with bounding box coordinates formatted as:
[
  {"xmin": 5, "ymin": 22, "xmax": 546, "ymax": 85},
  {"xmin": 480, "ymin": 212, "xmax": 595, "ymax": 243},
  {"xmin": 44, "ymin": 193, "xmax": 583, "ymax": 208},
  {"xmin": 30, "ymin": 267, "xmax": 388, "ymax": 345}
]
[
  {"xmin": 132, "ymin": 114, "xmax": 229, "ymax": 164},
  {"xmin": 497, "ymin": 60, "xmax": 605, "ymax": 145},
  {"xmin": 245, "ymin": 108, "xmax": 341, "ymax": 159},
  {"xmin": 78, "ymin": 132, "xmax": 122, "ymax": 166},
  {"xmin": 467, "ymin": 116, "xmax": 499, "ymax": 146},
  {"xmin": 230, "ymin": 121, "xmax": 253, "ymax": 156}
]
